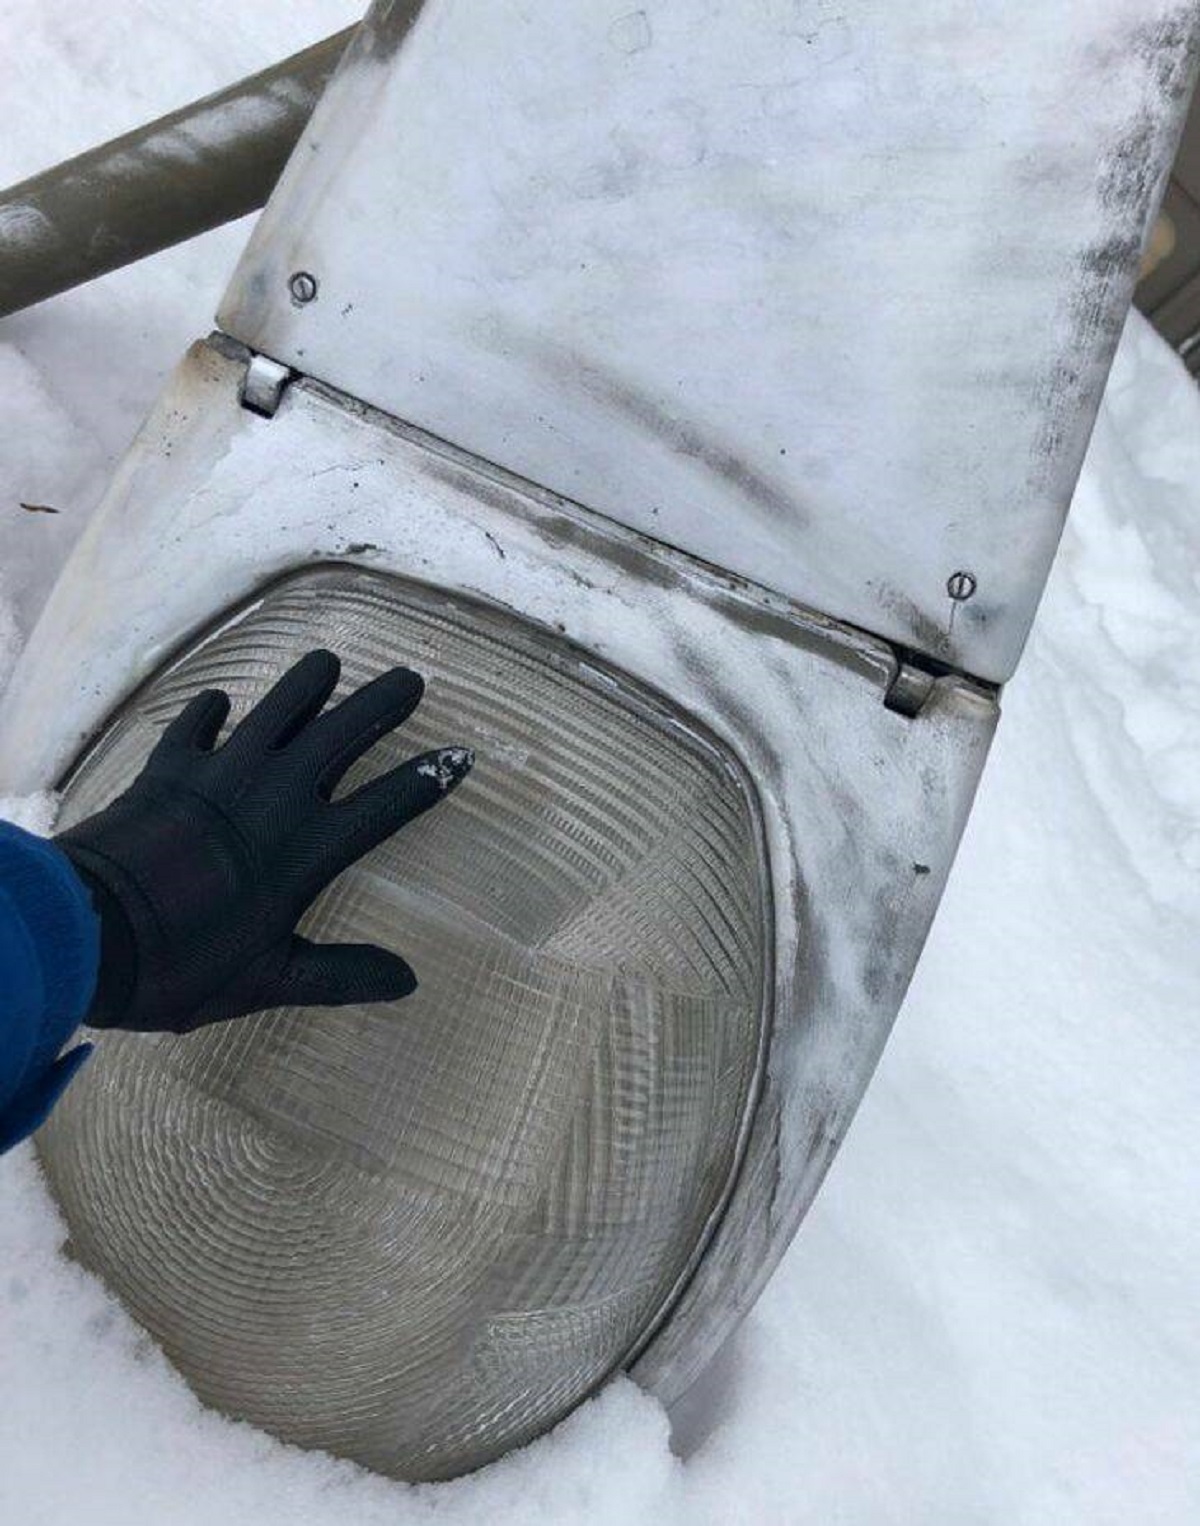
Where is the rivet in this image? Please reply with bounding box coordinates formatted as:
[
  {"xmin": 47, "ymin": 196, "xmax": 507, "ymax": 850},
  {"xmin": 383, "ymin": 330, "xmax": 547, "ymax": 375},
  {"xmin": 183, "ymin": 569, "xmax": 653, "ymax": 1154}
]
[{"xmin": 288, "ymin": 271, "xmax": 318, "ymax": 305}]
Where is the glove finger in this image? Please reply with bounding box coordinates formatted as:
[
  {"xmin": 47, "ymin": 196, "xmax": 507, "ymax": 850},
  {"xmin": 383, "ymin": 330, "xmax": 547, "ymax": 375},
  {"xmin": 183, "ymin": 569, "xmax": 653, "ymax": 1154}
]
[
  {"xmin": 224, "ymin": 649, "xmax": 341, "ymax": 758},
  {"xmin": 308, "ymin": 665, "xmax": 426, "ymax": 797},
  {"xmin": 151, "ymin": 688, "xmax": 231, "ymax": 759},
  {"xmin": 325, "ymin": 745, "xmax": 474, "ymax": 870},
  {"xmin": 276, "ymin": 935, "xmax": 418, "ymax": 1006}
]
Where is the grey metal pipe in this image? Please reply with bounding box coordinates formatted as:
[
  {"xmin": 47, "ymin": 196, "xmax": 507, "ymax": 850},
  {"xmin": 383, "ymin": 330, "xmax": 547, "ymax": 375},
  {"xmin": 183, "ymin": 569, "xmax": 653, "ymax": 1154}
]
[{"xmin": 0, "ymin": 28, "xmax": 354, "ymax": 319}]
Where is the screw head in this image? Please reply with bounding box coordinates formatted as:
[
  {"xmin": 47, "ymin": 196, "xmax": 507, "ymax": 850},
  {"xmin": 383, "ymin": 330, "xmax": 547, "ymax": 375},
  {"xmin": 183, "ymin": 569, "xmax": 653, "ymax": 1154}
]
[
  {"xmin": 288, "ymin": 271, "xmax": 318, "ymax": 305},
  {"xmin": 946, "ymin": 570, "xmax": 977, "ymax": 602}
]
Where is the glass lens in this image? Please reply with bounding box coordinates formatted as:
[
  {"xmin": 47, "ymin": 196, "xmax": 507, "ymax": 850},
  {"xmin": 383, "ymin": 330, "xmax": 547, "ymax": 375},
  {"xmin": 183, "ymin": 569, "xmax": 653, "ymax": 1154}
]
[{"xmin": 42, "ymin": 567, "xmax": 769, "ymax": 1481}]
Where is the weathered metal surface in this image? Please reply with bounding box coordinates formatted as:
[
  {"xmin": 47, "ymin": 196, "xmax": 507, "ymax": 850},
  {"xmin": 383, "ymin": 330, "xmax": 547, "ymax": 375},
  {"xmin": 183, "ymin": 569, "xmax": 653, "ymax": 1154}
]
[
  {"xmin": 0, "ymin": 341, "xmax": 996, "ymax": 1417},
  {"xmin": 0, "ymin": 27, "xmax": 356, "ymax": 318},
  {"xmin": 219, "ymin": 0, "xmax": 1198, "ymax": 683}
]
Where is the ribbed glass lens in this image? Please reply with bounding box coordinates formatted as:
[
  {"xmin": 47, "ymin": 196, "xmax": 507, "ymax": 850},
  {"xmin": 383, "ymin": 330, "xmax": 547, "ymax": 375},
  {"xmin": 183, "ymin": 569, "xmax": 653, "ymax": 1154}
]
[{"xmin": 41, "ymin": 567, "xmax": 769, "ymax": 1481}]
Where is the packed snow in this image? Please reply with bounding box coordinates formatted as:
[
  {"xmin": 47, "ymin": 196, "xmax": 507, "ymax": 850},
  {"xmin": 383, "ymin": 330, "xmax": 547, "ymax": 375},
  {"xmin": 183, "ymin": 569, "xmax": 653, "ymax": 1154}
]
[{"xmin": 2, "ymin": 3, "xmax": 1199, "ymax": 1522}]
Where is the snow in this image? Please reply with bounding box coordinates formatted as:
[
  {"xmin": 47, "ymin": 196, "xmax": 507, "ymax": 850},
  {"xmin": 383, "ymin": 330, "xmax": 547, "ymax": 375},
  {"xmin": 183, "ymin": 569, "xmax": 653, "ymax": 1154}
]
[{"xmin": 2, "ymin": 3, "xmax": 1200, "ymax": 1521}]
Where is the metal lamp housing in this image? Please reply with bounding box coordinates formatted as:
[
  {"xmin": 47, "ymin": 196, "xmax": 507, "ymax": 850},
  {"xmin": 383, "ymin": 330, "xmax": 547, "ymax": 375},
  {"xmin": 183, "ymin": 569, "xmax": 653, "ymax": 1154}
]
[
  {"xmin": 1, "ymin": 0, "xmax": 1193, "ymax": 1486},
  {"xmin": 0, "ymin": 339, "xmax": 994, "ymax": 1474}
]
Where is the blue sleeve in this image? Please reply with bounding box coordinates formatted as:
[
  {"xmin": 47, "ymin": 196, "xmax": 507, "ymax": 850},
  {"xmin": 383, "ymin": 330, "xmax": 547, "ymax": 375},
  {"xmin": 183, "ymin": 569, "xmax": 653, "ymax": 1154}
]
[{"xmin": 0, "ymin": 820, "xmax": 100, "ymax": 1154}]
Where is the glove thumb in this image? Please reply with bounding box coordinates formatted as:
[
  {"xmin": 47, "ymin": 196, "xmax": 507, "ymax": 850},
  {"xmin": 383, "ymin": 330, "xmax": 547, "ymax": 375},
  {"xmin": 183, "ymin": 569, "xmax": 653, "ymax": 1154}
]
[{"xmin": 276, "ymin": 936, "xmax": 418, "ymax": 1008}]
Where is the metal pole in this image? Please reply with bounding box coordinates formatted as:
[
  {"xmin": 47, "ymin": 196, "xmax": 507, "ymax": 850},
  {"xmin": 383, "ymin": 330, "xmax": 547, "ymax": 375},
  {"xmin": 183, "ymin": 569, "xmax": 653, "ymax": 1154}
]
[{"xmin": 0, "ymin": 28, "xmax": 354, "ymax": 319}]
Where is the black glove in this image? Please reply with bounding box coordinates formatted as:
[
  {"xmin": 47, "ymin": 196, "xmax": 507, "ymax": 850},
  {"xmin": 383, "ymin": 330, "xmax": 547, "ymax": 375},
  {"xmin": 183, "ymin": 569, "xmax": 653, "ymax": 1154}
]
[{"xmin": 56, "ymin": 649, "xmax": 473, "ymax": 1034}]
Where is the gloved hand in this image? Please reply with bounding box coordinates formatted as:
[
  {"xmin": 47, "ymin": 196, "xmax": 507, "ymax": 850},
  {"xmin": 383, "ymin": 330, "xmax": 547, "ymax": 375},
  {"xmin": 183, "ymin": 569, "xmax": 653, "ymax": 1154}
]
[{"xmin": 56, "ymin": 649, "xmax": 473, "ymax": 1034}]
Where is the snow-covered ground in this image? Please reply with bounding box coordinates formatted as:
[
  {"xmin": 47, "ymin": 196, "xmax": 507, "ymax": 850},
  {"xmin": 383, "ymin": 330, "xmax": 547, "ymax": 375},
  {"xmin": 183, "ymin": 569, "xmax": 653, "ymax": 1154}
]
[{"xmin": 2, "ymin": 4, "xmax": 1199, "ymax": 1522}]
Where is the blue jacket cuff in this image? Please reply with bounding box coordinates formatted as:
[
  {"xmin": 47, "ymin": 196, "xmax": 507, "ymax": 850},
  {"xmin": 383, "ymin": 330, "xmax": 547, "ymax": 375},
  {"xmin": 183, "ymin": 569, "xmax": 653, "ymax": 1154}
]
[{"xmin": 0, "ymin": 820, "xmax": 101, "ymax": 1151}]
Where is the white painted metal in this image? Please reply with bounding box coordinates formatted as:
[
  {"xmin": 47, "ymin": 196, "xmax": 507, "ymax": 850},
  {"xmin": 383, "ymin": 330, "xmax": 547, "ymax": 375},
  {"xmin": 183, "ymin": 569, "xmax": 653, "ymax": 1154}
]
[
  {"xmin": 220, "ymin": 0, "xmax": 1199, "ymax": 683},
  {"xmin": 0, "ymin": 341, "xmax": 996, "ymax": 1411}
]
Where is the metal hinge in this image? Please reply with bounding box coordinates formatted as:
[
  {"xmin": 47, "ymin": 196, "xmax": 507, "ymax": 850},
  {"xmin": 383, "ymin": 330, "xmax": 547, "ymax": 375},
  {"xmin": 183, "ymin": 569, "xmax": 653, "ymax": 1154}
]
[
  {"xmin": 882, "ymin": 647, "xmax": 998, "ymax": 718},
  {"xmin": 239, "ymin": 354, "xmax": 293, "ymax": 418},
  {"xmin": 884, "ymin": 659, "xmax": 936, "ymax": 718}
]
